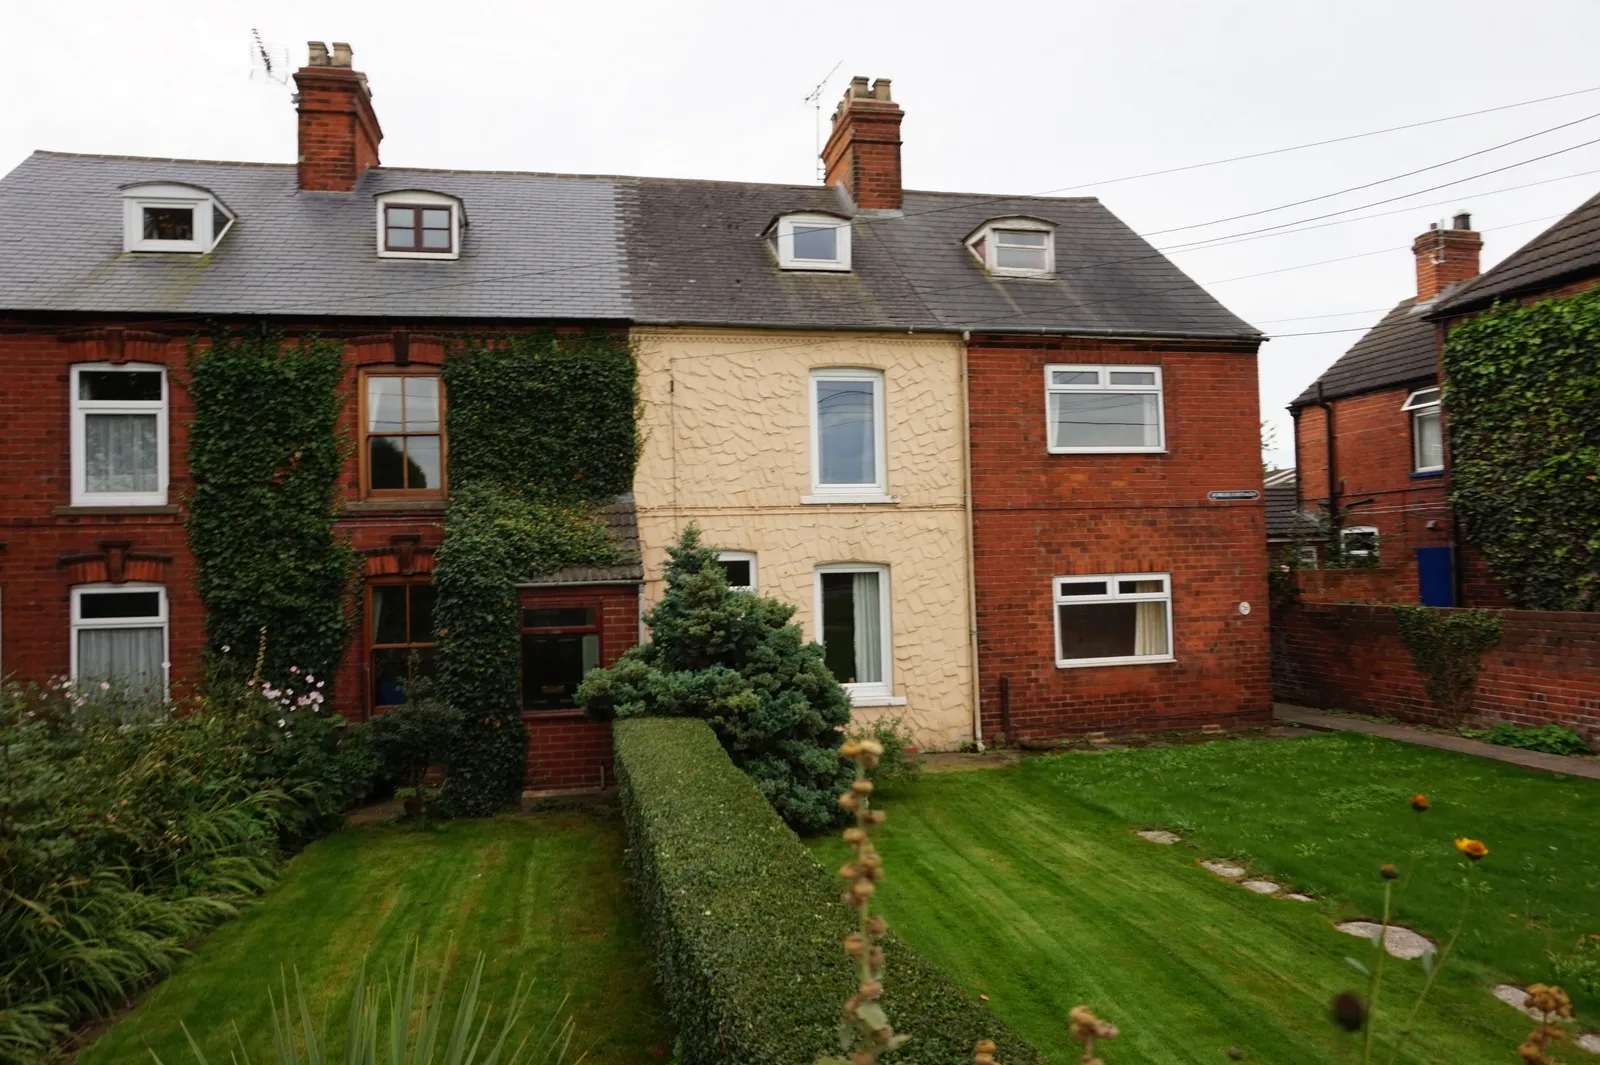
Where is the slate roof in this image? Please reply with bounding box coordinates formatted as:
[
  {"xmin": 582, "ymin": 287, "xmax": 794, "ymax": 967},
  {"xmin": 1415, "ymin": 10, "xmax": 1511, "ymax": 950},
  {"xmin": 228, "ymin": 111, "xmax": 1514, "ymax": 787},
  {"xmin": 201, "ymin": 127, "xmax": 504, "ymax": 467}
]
[
  {"xmin": 1264, "ymin": 485, "xmax": 1302, "ymax": 541},
  {"xmin": 1432, "ymin": 187, "xmax": 1600, "ymax": 316},
  {"xmin": 0, "ymin": 151, "xmax": 1258, "ymax": 340},
  {"xmin": 1289, "ymin": 298, "xmax": 1438, "ymax": 408},
  {"xmin": 521, "ymin": 494, "xmax": 642, "ymax": 585}
]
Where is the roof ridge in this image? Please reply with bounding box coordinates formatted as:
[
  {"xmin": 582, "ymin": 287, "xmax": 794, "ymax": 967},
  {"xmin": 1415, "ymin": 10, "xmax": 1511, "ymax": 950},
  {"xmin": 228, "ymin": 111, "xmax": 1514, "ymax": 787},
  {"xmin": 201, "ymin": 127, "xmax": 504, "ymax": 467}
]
[{"xmin": 33, "ymin": 150, "xmax": 293, "ymax": 169}]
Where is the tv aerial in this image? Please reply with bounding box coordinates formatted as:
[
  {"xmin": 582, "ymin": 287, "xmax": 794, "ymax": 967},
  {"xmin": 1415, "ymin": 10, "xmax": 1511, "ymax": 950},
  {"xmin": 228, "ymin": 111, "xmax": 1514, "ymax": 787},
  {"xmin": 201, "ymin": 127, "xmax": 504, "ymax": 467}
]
[{"xmin": 803, "ymin": 60, "xmax": 844, "ymax": 182}]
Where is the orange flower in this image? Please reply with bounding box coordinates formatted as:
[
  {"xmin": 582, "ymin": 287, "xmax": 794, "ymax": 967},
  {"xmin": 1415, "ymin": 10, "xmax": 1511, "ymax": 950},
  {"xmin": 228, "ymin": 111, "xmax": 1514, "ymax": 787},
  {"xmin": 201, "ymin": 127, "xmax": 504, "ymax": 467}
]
[
  {"xmin": 1410, "ymin": 794, "xmax": 1429, "ymax": 812},
  {"xmin": 1455, "ymin": 838, "xmax": 1489, "ymax": 860}
]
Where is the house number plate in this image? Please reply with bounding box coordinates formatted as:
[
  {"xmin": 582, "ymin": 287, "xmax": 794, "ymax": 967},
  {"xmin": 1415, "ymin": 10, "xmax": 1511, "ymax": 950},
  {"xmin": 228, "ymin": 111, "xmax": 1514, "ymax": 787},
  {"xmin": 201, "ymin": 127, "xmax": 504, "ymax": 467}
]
[{"xmin": 1207, "ymin": 490, "xmax": 1261, "ymax": 501}]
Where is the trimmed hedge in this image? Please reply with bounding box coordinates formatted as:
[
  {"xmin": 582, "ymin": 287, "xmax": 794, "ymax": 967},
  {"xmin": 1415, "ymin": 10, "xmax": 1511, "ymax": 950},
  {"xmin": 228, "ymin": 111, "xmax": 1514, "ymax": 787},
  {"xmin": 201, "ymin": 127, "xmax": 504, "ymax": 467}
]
[{"xmin": 614, "ymin": 717, "xmax": 1045, "ymax": 1065}]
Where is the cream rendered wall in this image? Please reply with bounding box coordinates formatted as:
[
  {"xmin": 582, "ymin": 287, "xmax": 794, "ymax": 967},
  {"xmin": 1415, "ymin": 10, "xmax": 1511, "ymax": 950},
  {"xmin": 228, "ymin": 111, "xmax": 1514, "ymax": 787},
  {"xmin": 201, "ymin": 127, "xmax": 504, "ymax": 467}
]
[{"xmin": 631, "ymin": 327, "xmax": 975, "ymax": 749}]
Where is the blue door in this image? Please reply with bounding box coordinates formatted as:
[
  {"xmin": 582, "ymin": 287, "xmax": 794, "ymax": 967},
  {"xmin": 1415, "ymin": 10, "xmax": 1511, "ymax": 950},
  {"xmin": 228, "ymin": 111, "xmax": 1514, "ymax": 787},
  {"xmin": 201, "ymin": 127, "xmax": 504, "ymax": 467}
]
[{"xmin": 1416, "ymin": 547, "xmax": 1455, "ymax": 607}]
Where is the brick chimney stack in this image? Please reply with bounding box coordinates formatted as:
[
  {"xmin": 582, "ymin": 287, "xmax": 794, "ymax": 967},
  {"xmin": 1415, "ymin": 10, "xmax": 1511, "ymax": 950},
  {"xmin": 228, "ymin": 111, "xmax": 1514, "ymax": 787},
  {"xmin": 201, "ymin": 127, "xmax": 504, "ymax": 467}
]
[
  {"xmin": 821, "ymin": 77, "xmax": 904, "ymax": 210},
  {"xmin": 294, "ymin": 41, "xmax": 382, "ymax": 192},
  {"xmin": 1412, "ymin": 211, "xmax": 1481, "ymax": 302}
]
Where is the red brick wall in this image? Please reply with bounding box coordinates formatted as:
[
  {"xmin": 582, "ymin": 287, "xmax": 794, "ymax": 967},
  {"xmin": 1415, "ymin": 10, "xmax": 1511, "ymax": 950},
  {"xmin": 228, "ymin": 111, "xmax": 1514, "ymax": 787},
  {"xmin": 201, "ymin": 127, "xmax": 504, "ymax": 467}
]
[
  {"xmin": 1274, "ymin": 601, "xmax": 1600, "ymax": 743},
  {"xmin": 1294, "ymin": 562, "xmax": 1418, "ymax": 604},
  {"xmin": 293, "ymin": 66, "xmax": 382, "ymax": 192},
  {"xmin": 967, "ymin": 335, "xmax": 1271, "ymax": 740},
  {"xmin": 517, "ymin": 585, "xmax": 639, "ymax": 790}
]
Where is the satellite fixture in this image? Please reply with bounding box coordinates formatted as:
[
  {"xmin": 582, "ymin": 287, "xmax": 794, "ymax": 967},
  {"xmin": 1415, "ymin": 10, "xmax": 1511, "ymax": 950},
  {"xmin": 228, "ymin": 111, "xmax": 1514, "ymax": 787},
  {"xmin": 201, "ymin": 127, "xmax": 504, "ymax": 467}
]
[
  {"xmin": 803, "ymin": 60, "xmax": 844, "ymax": 183},
  {"xmin": 248, "ymin": 28, "xmax": 290, "ymax": 87}
]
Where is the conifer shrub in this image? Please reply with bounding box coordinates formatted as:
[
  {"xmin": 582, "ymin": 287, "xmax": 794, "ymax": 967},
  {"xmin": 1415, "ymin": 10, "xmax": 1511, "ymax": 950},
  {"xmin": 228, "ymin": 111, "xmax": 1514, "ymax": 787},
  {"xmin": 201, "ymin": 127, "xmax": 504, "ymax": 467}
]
[{"xmin": 578, "ymin": 527, "xmax": 854, "ymax": 833}]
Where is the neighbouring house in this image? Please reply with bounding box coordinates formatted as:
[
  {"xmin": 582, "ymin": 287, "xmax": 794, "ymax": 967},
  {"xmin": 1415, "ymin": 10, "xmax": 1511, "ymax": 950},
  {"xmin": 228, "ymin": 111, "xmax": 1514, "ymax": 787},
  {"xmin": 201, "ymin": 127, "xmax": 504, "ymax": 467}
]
[
  {"xmin": 0, "ymin": 47, "xmax": 1272, "ymax": 781},
  {"xmin": 1289, "ymin": 213, "xmax": 1483, "ymax": 605}
]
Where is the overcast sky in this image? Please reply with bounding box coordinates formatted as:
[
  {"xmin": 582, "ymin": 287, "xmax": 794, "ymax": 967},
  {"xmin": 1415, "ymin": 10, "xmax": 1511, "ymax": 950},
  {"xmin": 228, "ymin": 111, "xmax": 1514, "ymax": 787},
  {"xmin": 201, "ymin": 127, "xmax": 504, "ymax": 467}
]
[{"xmin": 6, "ymin": 0, "xmax": 1600, "ymax": 469}]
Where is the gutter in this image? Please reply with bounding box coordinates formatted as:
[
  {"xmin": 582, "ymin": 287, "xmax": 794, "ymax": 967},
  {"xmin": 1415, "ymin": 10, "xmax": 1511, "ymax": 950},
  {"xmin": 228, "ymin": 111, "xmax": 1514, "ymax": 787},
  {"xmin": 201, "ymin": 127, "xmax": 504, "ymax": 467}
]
[{"xmin": 631, "ymin": 318, "xmax": 1264, "ymax": 344}]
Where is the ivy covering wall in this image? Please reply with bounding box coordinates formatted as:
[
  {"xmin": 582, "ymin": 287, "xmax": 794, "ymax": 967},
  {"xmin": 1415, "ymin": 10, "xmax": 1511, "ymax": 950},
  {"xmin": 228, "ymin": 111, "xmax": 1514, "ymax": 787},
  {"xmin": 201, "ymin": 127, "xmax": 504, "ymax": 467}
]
[
  {"xmin": 186, "ymin": 333, "xmax": 357, "ymax": 684},
  {"xmin": 433, "ymin": 331, "xmax": 639, "ymax": 814},
  {"xmin": 1444, "ymin": 287, "xmax": 1600, "ymax": 610}
]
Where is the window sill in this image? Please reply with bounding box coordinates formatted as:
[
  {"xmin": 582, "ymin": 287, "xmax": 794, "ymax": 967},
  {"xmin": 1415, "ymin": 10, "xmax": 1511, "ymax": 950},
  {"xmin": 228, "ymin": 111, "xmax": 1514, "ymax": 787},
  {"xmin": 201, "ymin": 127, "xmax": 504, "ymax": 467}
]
[
  {"xmin": 1055, "ymin": 655, "xmax": 1176, "ymax": 670},
  {"xmin": 849, "ymin": 694, "xmax": 908, "ymax": 708},
  {"xmin": 344, "ymin": 499, "xmax": 448, "ymax": 514},
  {"xmin": 54, "ymin": 504, "xmax": 179, "ymax": 516},
  {"xmin": 801, "ymin": 493, "xmax": 900, "ymax": 505},
  {"xmin": 1047, "ymin": 448, "xmax": 1168, "ymax": 456},
  {"xmin": 1409, "ymin": 469, "xmax": 1445, "ymax": 479}
]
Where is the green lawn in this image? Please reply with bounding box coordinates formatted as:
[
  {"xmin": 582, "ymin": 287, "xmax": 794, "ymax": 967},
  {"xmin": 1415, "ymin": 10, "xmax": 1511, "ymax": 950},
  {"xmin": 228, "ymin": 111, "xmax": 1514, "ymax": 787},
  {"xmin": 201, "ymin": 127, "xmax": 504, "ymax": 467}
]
[
  {"xmin": 811, "ymin": 732, "xmax": 1600, "ymax": 1064},
  {"xmin": 80, "ymin": 811, "xmax": 672, "ymax": 1065}
]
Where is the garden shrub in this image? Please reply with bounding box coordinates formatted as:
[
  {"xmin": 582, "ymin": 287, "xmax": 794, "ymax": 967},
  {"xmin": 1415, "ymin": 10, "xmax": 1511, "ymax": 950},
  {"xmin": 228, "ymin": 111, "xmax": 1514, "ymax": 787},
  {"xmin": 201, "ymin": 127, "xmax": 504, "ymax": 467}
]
[
  {"xmin": 1460, "ymin": 721, "xmax": 1591, "ymax": 756},
  {"xmin": 847, "ymin": 715, "xmax": 923, "ymax": 787},
  {"xmin": 1392, "ymin": 606, "xmax": 1502, "ymax": 725},
  {"xmin": 579, "ymin": 527, "xmax": 854, "ymax": 833},
  {"xmin": 612, "ymin": 716, "xmax": 1044, "ymax": 1065},
  {"xmin": 0, "ymin": 680, "xmax": 370, "ymax": 1065},
  {"xmin": 367, "ymin": 698, "xmax": 464, "ymax": 788}
]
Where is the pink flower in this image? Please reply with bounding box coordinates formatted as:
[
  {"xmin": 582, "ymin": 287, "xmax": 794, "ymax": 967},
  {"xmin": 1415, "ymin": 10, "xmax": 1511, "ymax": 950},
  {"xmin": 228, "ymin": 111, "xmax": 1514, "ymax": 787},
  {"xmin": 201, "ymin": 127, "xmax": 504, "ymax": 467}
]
[
  {"xmin": 99, "ymin": 682, "xmax": 110, "ymax": 691},
  {"xmin": 221, "ymin": 645, "xmax": 231, "ymax": 653}
]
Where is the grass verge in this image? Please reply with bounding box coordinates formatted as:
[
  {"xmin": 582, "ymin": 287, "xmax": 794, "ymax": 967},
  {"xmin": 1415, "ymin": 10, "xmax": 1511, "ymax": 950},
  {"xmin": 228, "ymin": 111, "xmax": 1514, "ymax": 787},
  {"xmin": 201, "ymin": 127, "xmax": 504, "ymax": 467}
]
[
  {"xmin": 77, "ymin": 811, "xmax": 672, "ymax": 1065},
  {"xmin": 811, "ymin": 731, "xmax": 1600, "ymax": 1064}
]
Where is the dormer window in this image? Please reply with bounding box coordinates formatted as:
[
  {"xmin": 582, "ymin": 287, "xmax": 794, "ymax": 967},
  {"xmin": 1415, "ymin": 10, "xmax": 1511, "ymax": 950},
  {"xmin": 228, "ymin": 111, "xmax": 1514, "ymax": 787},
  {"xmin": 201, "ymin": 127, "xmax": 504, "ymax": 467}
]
[
  {"xmin": 121, "ymin": 183, "xmax": 234, "ymax": 254},
  {"xmin": 966, "ymin": 218, "xmax": 1055, "ymax": 277},
  {"xmin": 376, "ymin": 190, "xmax": 463, "ymax": 260},
  {"xmin": 772, "ymin": 213, "xmax": 851, "ymax": 272}
]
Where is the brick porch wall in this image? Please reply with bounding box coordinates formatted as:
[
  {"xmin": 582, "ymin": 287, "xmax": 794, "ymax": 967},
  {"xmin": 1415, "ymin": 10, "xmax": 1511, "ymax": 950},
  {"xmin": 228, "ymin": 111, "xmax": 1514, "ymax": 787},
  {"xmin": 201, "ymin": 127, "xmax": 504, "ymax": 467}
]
[{"xmin": 1273, "ymin": 601, "xmax": 1600, "ymax": 743}]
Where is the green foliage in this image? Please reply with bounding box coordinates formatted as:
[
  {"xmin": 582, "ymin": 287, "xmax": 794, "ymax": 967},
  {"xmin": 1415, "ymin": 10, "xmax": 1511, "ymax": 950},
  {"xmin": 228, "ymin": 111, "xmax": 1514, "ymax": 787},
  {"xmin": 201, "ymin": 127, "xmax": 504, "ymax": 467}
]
[
  {"xmin": 1550, "ymin": 935, "xmax": 1600, "ymax": 998},
  {"xmin": 1443, "ymin": 288, "xmax": 1600, "ymax": 610},
  {"xmin": 1459, "ymin": 721, "xmax": 1590, "ymax": 756},
  {"xmin": 367, "ymin": 699, "xmax": 464, "ymax": 788},
  {"xmin": 1392, "ymin": 607, "xmax": 1502, "ymax": 724},
  {"xmin": 433, "ymin": 332, "xmax": 638, "ymax": 816},
  {"xmin": 847, "ymin": 715, "xmax": 923, "ymax": 787},
  {"xmin": 185, "ymin": 332, "xmax": 359, "ymax": 688},
  {"xmin": 611, "ymin": 717, "xmax": 1045, "ymax": 1065},
  {"xmin": 159, "ymin": 943, "xmax": 578, "ymax": 1065},
  {"xmin": 578, "ymin": 527, "xmax": 854, "ymax": 833}
]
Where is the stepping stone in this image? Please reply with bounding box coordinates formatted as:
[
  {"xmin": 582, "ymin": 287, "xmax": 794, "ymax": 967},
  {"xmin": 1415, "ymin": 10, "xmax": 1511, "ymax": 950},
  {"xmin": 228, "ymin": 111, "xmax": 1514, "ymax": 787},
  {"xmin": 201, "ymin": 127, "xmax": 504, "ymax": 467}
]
[
  {"xmin": 1336, "ymin": 922, "xmax": 1436, "ymax": 960},
  {"xmin": 1283, "ymin": 893, "xmax": 1315, "ymax": 902},
  {"xmin": 1493, "ymin": 984, "xmax": 1537, "ymax": 1017},
  {"xmin": 1137, "ymin": 830, "xmax": 1181, "ymax": 845},
  {"xmin": 1577, "ymin": 1033, "xmax": 1600, "ymax": 1055},
  {"xmin": 1241, "ymin": 880, "xmax": 1281, "ymax": 894},
  {"xmin": 1202, "ymin": 860, "xmax": 1247, "ymax": 879}
]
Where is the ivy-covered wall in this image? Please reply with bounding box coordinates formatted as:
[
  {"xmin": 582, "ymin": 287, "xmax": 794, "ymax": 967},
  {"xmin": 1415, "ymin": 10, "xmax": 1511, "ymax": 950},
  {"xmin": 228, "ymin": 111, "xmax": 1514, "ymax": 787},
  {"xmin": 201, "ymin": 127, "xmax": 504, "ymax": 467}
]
[
  {"xmin": 1444, "ymin": 287, "xmax": 1600, "ymax": 611},
  {"xmin": 185, "ymin": 332, "xmax": 357, "ymax": 686},
  {"xmin": 433, "ymin": 331, "xmax": 639, "ymax": 814}
]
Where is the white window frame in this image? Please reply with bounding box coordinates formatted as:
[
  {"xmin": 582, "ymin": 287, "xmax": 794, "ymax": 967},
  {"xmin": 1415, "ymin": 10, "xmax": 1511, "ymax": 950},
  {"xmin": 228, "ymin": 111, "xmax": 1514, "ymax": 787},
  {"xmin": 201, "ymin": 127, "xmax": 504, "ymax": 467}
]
[
  {"xmin": 717, "ymin": 551, "xmax": 758, "ymax": 592},
  {"xmin": 806, "ymin": 368, "xmax": 892, "ymax": 503},
  {"xmin": 773, "ymin": 213, "xmax": 852, "ymax": 272},
  {"xmin": 1341, "ymin": 525, "xmax": 1380, "ymax": 560},
  {"xmin": 965, "ymin": 217, "xmax": 1056, "ymax": 277},
  {"xmin": 1044, "ymin": 364, "xmax": 1166, "ymax": 454},
  {"xmin": 70, "ymin": 362, "xmax": 169, "ymax": 507},
  {"xmin": 1402, "ymin": 387, "xmax": 1444, "ymax": 473},
  {"xmin": 69, "ymin": 582, "xmax": 170, "ymax": 697},
  {"xmin": 121, "ymin": 183, "xmax": 234, "ymax": 253},
  {"xmin": 814, "ymin": 562, "xmax": 901, "ymax": 705},
  {"xmin": 1052, "ymin": 572, "xmax": 1175, "ymax": 669},
  {"xmin": 376, "ymin": 190, "xmax": 464, "ymax": 260}
]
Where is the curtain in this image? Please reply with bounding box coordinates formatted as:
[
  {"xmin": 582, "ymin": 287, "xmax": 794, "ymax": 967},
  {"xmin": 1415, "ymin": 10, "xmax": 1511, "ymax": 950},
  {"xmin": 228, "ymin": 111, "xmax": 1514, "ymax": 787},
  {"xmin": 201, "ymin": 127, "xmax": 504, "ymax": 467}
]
[
  {"xmin": 817, "ymin": 381, "xmax": 876, "ymax": 485},
  {"xmin": 852, "ymin": 572, "xmax": 883, "ymax": 684},
  {"xmin": 78, "ymin": 626, "xmax": 164, "ymax": 694},
  {"xmin": 1133, "ymin": 601, "xmax": 1168, "ymax": 656},
  {"xmin": 85, "ymin": 414, "xmax": 158, "ymax": 493}
]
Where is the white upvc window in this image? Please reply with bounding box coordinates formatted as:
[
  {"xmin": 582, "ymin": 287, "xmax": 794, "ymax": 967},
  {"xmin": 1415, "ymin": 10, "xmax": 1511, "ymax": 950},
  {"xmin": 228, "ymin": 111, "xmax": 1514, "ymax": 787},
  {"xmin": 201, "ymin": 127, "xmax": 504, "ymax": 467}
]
[
  {"xmin": 121, "ymin": 183, "xmax": 234, "ymax": 253},
  {"xmin": 807, "ymin": 369, "xmax": 890, "ymax": 502},
  {"xmin": 70, "ymin": 363, "xmax": 168, "ymax": 507},
  {"xmin": 1341, "ymin": 525, "xmax": 1380, "ymax": 560},
  {"xmin": 375, "ymin": 190, "xmax": 464, "ymax": 260},
  {"xmin": 1045, "ymin": 364, "xmax": 1165, "ymax": 453},
  {"xmin": 717, "ymin": 551, "xmax": 758, "ymax": 592},
  {"xmin": 773, "ymin": 213, "xmax": 852, "ymax": 271},
  {"xmin": 1402, "ymin": 387, "xmax": 1444, "ymax": 473},
  {"xmin": 815, "ymin": 563, "xmax": 898, "ymax": 703},
  {"xmin": 966, "ymin": 217, "xmax": 1056, "ymax": 276},
  {"xmin": 1053, "ymin": 573, "xmax": 1174, "ymax": 668},
  {"xmin": 71, "ymin": 583, "xmax": 169, "ymax": 698}
]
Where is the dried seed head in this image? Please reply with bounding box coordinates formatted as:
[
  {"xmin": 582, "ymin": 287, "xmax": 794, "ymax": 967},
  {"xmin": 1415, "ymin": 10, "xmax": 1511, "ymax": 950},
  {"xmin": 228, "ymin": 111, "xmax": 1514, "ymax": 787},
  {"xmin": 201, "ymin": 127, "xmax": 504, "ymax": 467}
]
[
  {"xmin": 851, "ymin": 879, "xmax": 877, "ymax": 899},
  {"xmin": 1329, "ymin": 991, "xmax": 1367, "ymax": 1033},
  {"xmin": 1525, "ymin": 984, "xmax": 1572, "ymax": 1018},
  {"xmin": 859, "ymin": 980, "xmax": 882, "ymax": 999},
  {"xmin": 865, "ymin": 809, "xmax": 887, "ymax": 825},
  {"xmin": 859, "ymin": 739, "xmax": 885, "ymax": 756},
  {"xmin": 839, "ymin": 861, "xmax": 860, "ymax": 880},
  {"xmin": 866, "ymin": 915, "xmax": 888, "ymax": 936},
  {"xmin": 1380, "ymin": 864, "xmax": 1399, "ymax": 880},
  {"xmin": 841, "ymin": 741, "xmax": 864, "ymax": 759},
  {"xmin": 852, "ymin": 778, "xmax": 875, "ymax": 795},
  {"xmin": 844, "ymin": 933, "xmax": 867, "ymax": 955},
  {"xmin": 974, "ymin": 1040, "xmax": 997, "ymax": 1055},
  {"xmin": 850, "ymin": 1052, "xmax": 874, "ymax": 1065},
  {"xmin": 842, "ymin": 827, "xmax": 867, "ymax": 843},
  {"xmin": 839, "ymin": 792, "xmax": 861, "ymax": 811}
]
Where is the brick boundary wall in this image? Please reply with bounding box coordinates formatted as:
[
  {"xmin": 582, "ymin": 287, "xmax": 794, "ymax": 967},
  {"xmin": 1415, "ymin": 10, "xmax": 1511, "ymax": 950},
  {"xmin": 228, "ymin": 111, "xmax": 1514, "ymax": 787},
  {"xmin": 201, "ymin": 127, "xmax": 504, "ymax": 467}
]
[{"xmin": 1273, "ymin": 601, "xmax": 1600, "ymax": 744}]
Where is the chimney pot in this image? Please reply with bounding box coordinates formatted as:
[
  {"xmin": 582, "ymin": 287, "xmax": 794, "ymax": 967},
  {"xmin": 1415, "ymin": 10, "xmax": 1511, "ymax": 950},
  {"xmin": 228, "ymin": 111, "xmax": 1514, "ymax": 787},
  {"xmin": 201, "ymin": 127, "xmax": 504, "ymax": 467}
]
[
  {"xmin": 294, "ymin": 41, "xmax": 382, "ymax": 191},
  {"xmin": 306, "ymin": 41, "xmax": 330, "ymax": 66},
  {"xmin": 822, "ymin": 75, "xmax": 905, "ymax": 210},
  {"xmin": 1453, "ymin": 210, "xmax": 1472, "ymax": 230},
  {"xmin": 330, "ymin": 42, "xmax": 353, "ymax": 68}
]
